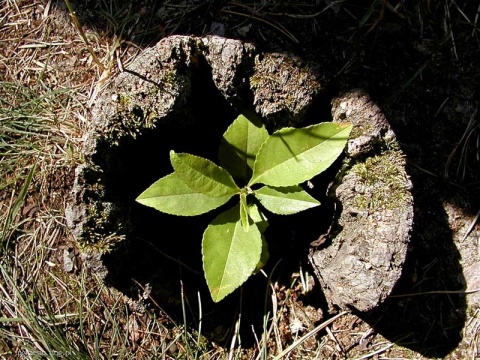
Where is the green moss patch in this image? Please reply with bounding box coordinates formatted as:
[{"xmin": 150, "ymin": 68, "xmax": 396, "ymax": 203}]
[{"xmin": 351, "ymin": 150, "xmax": 411, "ymax": 212}]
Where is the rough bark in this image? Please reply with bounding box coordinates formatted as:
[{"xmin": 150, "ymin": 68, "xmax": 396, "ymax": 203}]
[{"xmin": 308, "ymin": 89, "xmax": 414, "ymax": 312}]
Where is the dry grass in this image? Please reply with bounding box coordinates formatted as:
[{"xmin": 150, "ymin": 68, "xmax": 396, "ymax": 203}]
[
  {"xmin": 0, "ymin": 1, "xmax": 173, "ymax": 358},
  {"xmin": 1, "ymin": 0, "xmax": 479, "ymax": 359}
]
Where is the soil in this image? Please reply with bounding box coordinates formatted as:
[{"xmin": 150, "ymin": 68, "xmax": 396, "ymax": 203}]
[{"xmin": 2, "ymin": 0, "xmax": 479, "ymax": 359}]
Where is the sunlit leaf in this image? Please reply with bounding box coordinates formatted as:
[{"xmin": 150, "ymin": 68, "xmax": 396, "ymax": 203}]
[
  {"xmin": 202, "ymin": 205, "xmax": 262, "ymax": 302},
  {"xmin": 248, "ymin": 203, "xmax": 269, "ymax": 233},
  {"xmin": 254, "ymin": 185, "xmax": 320, "ymax": 215},
  {"xmin": 170, "ymin": 151, "xmax": 239, "ymax": 197},
  {"xmin": 136, "ymin": 173, "xmax": 233, "ymax": 216},
  {"xmin": 240, "ymin": 192, "xmax": 249, "ymax": 231},
  {"xmin": 248, "ymin": 203, "xmax": 270, "ymax": 272},
  {"xmin": 253, "ymin": 236, "xmax": 269, "ymax": 273},
  {"xmin": 219, "ymin": 113, "xmax": 269, "ymax": 181},
  {"xmin": 249, "ymin": 122, "xmax": 353, "ymax": 187}
]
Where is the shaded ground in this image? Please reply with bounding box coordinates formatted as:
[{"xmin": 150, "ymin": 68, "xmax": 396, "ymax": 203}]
[{"xmin": 1, "ymin": 0, "xmax": 479, "ymax": 359}]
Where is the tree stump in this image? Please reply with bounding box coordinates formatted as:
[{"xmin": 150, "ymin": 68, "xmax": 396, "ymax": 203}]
[
  {"xmin": 308, "ymin": 89, "xmax": 414, "ymax": 312},
  {"xmin": 65, "ymin": 36, "xmax": 413, "ymax": 313},
  {"xmin": 66, "ymin": 35, "xmax": 320, "ymax": 253}
]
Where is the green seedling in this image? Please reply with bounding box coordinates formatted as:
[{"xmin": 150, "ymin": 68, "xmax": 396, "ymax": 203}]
[{"xmin": 136, "ymin": 113, "xmax": 352, "ymax": 302}]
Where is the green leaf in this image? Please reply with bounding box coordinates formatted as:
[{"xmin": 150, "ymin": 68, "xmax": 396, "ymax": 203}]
[
  {"xmin": 202, "ymin": 205, "xmax": 262, "ymax": 302},
  {"xmin": 248, "ymin": 203, "xmax": 270, "ymax": 272},
  {"xmin": 248, "ymin": 203, "xmax": 269, "ymax": 233},
  {"xmin": 249, "ymin": 122, "xmax": 353, "ymax": 187},
  {"xmin": 254, "ymin": 185, "xmax": 320, "ymax": 215},
  {"xmin": 170, "ymin": 151, "xmax": 239, "ymax": 197},
  {"xmin": 136, "ymin": 173, "xmax": 233, "ymax": 216},
  {"xmin": 239, "ymin": 192, "xmax": 249, "ymax": 232},
  {"xmin": 255, "ymin": 236, "xmax": 270, "ymax": 273},
  {"xmin": 219, "ymin": 113, "xmax": 269, "ymax": 181}
]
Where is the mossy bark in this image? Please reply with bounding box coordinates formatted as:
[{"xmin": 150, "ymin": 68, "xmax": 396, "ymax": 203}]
[{"xmin": 308, "ymin": 89, "xmax": 414, "ymax": 312}]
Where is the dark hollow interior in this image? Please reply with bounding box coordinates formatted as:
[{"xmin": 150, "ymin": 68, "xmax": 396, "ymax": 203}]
[{"xmin": 100, "ymin": 61, "xmax": 337, "ymax": 345}]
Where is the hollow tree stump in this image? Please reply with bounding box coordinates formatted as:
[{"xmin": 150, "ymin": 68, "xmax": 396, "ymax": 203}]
[{"xmin": 65, "ymin": 36, "xmax": 413, "ymax": 312}]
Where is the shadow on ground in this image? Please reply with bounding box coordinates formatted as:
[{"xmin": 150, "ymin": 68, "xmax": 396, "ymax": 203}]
[
  {"xmin": 358, "ymin": 160, "xmax": 467, "ymax": 357},
  {"xmin": 352, "ymin": 89, "xmax": 478, "ymax": 356}
]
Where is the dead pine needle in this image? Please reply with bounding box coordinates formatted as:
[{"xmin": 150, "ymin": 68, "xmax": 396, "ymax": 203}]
[
  {"xmin": 63, "ymin": 0, "xmax": 105, "ymax": 71},
  {"xmin": 326, "ymin": 325, "xmax": 345, "ymax": 356},
  {"xmin": 352, "ymin": 342, "xmax": 394, "ymax": 360},
  {"xmin": 462, "ymin": 207, "xmax": 480, "ymax": 242},
  {"xmin": 272, "ymin": 311, "xmax": 347, "ymax": 360},
  {"xmin": 390, "ymin": 288, "xmax": 480, "ymax": 298}
]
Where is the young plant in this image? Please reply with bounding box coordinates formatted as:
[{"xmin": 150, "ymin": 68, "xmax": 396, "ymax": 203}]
[{"xmin": 136, "ymin": 114, "xmax": 352, "ymax": 302}]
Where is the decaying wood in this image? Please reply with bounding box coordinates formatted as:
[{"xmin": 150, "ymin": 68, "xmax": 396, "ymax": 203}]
[{"xmin": 308, "ymin": 89, "xmax": 414, "ymax": 312}]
